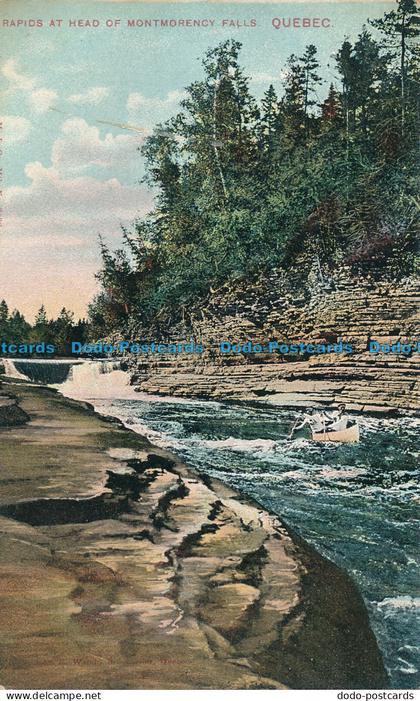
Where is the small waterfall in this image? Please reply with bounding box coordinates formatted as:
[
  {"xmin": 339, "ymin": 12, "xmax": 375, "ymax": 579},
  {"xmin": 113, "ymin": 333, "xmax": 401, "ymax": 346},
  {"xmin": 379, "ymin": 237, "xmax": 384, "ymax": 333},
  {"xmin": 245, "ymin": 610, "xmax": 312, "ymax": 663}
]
[
  {"xmin": 2, "ymin": 356, "xmax": 137, "ymax": 402},
  {"xmin": 2, "ymin": 359, "xmax": 30, "ymax": 380},
  {"xmin": 1, "ymin": 359, "xmax": 78, "ymax": 384},
  {"xmin": 58, "ymin": 360, "xmax": 137, "ymax": 400}
]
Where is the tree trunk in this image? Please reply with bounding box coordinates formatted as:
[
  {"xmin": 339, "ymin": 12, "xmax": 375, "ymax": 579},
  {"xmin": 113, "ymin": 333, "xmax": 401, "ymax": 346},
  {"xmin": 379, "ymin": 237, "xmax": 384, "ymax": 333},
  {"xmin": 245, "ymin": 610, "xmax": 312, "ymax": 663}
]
[
  {"xmin": 401, "ymin": 12, "xmax": 406, "ymax": 137},
  {"xmin": 213, "ymin": 76, "xmax": 229, "ymax": 201}
]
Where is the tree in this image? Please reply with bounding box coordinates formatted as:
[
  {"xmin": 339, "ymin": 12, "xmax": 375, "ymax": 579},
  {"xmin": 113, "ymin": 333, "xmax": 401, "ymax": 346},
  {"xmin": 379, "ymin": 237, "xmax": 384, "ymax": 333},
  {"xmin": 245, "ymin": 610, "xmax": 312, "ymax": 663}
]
[
  {"xmin": 95, "ymin": 238, "xmax": 137, "ymax": 319},
  {"xmin": 6, "ymin": 311, "xmax": 31, "ymax": 344},
  {"xmin": 352, "ymin": 29, "xmax": 383, "ymax": 138},
  {"xmin": 0, "ymin": 300, "xmax": 8, "ymax": 323},
  {"xmin": 259, "ymin": 84, "xmax": 282, "ymax": 152},
  {"xmin": 52, "ymin": 307, "xmax": 75, "ymax": 352},
  {"xmin": 283, "ymin": 54, "xmax": 306, "ymax": 140},
  {"xmin": 300, "ymin": 45, "xmax": 323, "ymax": 136},
  {"xmin": 336, "ymin": 39, "xmax": 357, "ymax": 150},
  {"xmin": 0, "ymin": 300, "xmax": 9, "ymax": 339},
  {"xmin": 321, "ymin": 84, "xmax": 341, "ymax": 124},
  {"xmin": 31, "ymin": 305, "xmax": 54, "ymax": 346},
  {"xmin": 370, "ymin": 0, "xmax": 420, "ymax": 134},
  {"xmin": 34, "ymin": 305, "xmax": 48, "ymax": 326}
]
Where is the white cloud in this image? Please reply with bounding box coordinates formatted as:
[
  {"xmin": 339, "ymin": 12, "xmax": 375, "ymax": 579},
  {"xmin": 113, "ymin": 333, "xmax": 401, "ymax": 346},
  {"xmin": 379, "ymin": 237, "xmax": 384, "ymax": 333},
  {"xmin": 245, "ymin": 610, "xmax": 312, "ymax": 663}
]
[
  {"xmin": 68, "ymin": 86, "xmax": 110, "ymax": 105},
  {"xmin": 127, "ymin": 89, "xmax": 185, "ymax": 126},
  {"xmin": 0, "ymin": 115, "xmax": 31, "ymax": 143},
  {"xmin": 5, "ymin": 161, "xmax": 150, "ymax": 220},
  {"xmin": 0, "ymin": 83, "xmax": 152, "ymax": 318},
  {"xmin": 29, "ymin": 88, "xmax": 58, "ymax": 113},
  {"xmin": 50, "ymin": 117, "xmax": 143, "ymax": 175},
  {"xmin": 2, "ymin": 162, "xmax": 152, "ymax": 318},
  {"xmin": 1, "ymin": 58, "xmax": 58, "ymax": 114},
  {"xmin": 1, "ymin": 58, "xmax": 36, "ymax": 91}
]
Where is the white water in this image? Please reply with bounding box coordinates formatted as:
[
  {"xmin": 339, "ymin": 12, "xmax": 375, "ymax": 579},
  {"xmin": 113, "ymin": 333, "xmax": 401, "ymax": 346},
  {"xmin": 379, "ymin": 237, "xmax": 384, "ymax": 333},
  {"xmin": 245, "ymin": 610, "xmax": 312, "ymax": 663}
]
[
  {"xmin": 199, "ymin": 437, "xmax": 278, "ymax": 452},
  {"xmin": 2, "ymin": 358, "xmax": 28, "ymax": 380},
  {"xmin": 56, "ymin": 360, "xmax": 138, "ymax": 399},
  {"xmin": 55, "ymin": 360, "xmax": 223, "ymax": 448},
  {"xmin": 57, "ymin": 359, "xmax": 221, "ymax": 407},
  {"xmin": 3, "ymin": 357, "xmax": 418, "ymax": 687}
]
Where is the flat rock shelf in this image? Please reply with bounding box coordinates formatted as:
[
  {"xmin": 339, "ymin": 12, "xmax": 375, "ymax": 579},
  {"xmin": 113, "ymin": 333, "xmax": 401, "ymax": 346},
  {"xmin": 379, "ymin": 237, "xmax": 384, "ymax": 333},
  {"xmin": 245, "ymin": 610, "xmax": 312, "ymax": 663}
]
[{"xmin": 0, "ymin": 381, "xmax": 387, "ymax": 689}]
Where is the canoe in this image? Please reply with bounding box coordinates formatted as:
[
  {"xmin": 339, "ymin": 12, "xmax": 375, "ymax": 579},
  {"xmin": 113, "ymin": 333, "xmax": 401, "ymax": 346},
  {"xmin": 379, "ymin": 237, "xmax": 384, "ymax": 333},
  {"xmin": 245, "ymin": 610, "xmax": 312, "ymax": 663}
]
[
  {"xmin": 311, "ymin": 422, "xmax": 360, "ymax": 443},
  {"xmin": 326, "ymin": 417, "xmax": 348, "ymax": 432}
]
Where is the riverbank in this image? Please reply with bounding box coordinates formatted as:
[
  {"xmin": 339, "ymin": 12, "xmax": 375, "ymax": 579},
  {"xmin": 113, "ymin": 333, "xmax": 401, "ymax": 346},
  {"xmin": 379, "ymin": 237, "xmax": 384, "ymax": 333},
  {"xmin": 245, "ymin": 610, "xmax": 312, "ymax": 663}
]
[
  {"xmin": 125, "ymin": 270, "xmax": 420, "ymax": 414},
  {"xmin": 0, "ymin": 379, "xmax": 388, "ymax": 689}
]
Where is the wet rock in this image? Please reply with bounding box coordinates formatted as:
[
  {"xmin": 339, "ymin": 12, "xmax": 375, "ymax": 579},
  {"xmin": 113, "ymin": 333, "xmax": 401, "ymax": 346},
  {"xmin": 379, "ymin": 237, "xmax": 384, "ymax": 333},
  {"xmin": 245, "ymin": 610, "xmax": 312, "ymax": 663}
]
[
  {"xmin": 0, "ymin": 393, "xmax": 29, "ymax": 426},
  {"xmin": 199, "ymin": 582, "xmax": 261, "ymax": 639},
  {"xmin": 0, "ymin": 382, "xmax": 389, "ymax": 689}
]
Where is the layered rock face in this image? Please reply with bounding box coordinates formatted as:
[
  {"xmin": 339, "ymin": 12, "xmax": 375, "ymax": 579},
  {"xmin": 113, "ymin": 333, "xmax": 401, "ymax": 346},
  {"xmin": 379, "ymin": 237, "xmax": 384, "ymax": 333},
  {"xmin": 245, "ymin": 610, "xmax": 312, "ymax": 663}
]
[
  {"xmin": 130, "ymin": 268, "xmax": 420, "ymax": 413},
  {"xmin": 0, "ymin": 382, "xmax": 387, "ymax": 689}
]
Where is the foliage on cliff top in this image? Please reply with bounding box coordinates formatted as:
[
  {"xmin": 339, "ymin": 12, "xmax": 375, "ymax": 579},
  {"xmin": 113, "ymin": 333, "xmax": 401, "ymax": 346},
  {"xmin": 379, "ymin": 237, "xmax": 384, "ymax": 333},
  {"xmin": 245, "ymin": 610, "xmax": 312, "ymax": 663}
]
[{"xmin": 89, "ymin": 0, "xmax": 419, "ymax": 336}]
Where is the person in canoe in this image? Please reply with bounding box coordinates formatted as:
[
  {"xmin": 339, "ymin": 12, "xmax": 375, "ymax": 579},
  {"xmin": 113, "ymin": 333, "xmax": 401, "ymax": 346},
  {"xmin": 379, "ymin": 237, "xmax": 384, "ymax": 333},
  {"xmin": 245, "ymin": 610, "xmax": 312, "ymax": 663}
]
[
  {"xmin": 290, "ymin": 404, "xmax": 359, "ymax": 442},
  {"xmin": 322, "ymin": 404, "xmax": 348, "ymax": 431},
  {"xmin": 298, "ymin": 406, "xmax": 347, "ymax": 431}
]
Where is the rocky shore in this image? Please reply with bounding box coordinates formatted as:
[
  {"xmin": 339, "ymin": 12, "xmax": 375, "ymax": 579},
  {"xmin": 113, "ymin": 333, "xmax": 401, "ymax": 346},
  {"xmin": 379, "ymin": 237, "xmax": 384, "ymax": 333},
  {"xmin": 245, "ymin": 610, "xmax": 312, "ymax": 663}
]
[
  {"xmin": 0, "ymin": 379, "xmax": 387, "ymax": 689},
  {"xmin": 0, "ymin": 391, "xmax": 29, "ymax": 426},
  {"xmin": 127, "ymin": 268, "xmax": 420, "ymax": 413}
]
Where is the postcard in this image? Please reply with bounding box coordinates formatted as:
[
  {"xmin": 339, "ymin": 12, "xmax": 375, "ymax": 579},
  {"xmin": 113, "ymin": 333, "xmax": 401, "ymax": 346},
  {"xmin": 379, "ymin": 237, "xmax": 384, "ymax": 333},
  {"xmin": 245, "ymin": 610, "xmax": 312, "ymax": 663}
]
[{"xmin": 0, "ymin": 0, "xmax": 419, "ymax": 695}]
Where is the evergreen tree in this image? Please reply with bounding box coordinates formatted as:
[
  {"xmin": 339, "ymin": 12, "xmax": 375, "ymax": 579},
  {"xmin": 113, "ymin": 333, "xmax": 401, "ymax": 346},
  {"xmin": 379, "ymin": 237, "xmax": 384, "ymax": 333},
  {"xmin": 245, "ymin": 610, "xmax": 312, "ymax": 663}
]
[
  {"xmin": 259, "ymin": 84, "xmax": 281, "ymax": 149},
  {"xmin": 336, "ymin": 39, "xmax": 357, "ymax": 148},
  {"xmin": 0, "ymin": 300, "xmax": 8, "ymax": 323},
  {"xmin": 34, "ymin": 305, "xmax": 48, "ymax": 326},
  {"xmin": 370, "ymin": 0, "xmax": 420, "ymax": 134},
  {"xmin": 6, "ymin": 311, "xmax": 31, "ymax": 344},
  {"xmin": 283, "ymin": 54, "xmax": 306, "ymax": 140},
  {"xmin": 352, "ymin": 29, "xmax": 384, "ymax": 139},
  {"xmin": 300, "ymin": 44, "xmax": 323, "ymax": 136},
  {"xmin": 52, "ymin": 308, "xmax": 75, "ymax": 352},
  {"xmin": 0, "ymin": 300, "xmax": 9, "ymax": 339},
  {"xmin": 321, "ymin": 84, "xmax": 341, "ymax": 124}
]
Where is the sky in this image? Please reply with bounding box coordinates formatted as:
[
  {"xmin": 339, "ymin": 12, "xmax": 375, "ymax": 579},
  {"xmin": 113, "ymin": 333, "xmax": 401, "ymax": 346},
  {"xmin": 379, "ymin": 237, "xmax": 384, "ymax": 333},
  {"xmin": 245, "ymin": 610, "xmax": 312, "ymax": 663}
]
[{"xmin": 0, "ymin": 0, "xmax": 393, "ymax": 321}]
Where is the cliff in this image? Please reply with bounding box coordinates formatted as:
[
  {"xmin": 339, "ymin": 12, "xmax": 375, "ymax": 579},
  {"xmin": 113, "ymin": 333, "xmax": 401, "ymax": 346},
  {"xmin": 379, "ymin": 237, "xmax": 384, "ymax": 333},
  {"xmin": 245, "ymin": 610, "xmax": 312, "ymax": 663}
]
[
  {"xmin": 128, "ymin": 267, "xmax": 420, "ymax": 413},
  {"xmin": 0, "ymin": 380, "xmax": 387, "ymax": 689}
]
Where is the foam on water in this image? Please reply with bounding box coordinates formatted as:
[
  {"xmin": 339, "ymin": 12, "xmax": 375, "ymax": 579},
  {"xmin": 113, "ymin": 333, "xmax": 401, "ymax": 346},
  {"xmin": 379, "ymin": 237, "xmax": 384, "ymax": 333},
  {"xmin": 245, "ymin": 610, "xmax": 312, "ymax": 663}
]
[
  {"xmin": 3, "ymin": 358, "xmax": 84, "ymax": 384},
  {"xmin": 57, "ymin": 360, "xmax": 136, "ymax": 399},
  {"xmin": 2, "ymin": 359, "xmax": 28, "ymax": 380},
  {"xmin": 376, "ymin": 596, "xmax": 420, "ymax": 613},
  {"xmin": 198, "ymin": 437, "xmax": 278, "ymax": 452}
]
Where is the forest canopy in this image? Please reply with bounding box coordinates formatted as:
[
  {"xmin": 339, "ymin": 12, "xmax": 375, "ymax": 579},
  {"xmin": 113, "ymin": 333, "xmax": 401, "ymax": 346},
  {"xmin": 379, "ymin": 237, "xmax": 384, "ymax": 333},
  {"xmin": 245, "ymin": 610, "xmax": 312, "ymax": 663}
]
[
  {"xmin": 89, "ymin": 0, "xmax": 419, "ymax": 336},
  {"xmin": 0, "ymin": 302, "xmax": 88, "ymax": 356}
]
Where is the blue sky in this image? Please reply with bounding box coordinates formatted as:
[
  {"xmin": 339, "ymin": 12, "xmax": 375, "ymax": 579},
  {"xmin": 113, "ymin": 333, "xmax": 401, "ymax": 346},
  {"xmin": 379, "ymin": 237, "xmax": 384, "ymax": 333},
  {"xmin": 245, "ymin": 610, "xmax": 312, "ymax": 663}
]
[{"xmin": 0, "ymin": 0, "xmax": 393, "ymax": 320}]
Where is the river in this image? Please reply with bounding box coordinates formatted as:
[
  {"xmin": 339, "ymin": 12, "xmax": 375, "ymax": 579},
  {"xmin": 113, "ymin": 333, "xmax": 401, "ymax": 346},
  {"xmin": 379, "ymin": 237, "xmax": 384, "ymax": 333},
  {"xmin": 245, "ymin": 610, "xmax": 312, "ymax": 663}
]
[{"xmin": 4, "ymin": 358, "xmax": 420, "ymax": 689}]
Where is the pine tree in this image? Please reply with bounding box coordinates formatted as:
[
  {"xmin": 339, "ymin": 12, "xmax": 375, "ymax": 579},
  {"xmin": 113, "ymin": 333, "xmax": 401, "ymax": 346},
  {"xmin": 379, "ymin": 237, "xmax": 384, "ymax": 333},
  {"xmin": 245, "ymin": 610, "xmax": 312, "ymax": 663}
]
[
  {"xmin": 321, "ymin": 84, "xmax": 341, "ymax": 124},
  {"xmin": 34, "ymin": 305, "xmax": 48, "ymax": 326},
  {"xmin": 0, "ymin": 300, "xmax": 9, "ymax": 339},
  {"xmin": 300, "ymin": 45, "xmax": 323, "ymax": 136},
  {"xmin": 260, "ymin": 84, "xmax": 281, "ymax": 146},
  {"xmin": 283, "ymin": 54, "xmax": 306, "ymax": 140},
  {"xmin": 7, "ymin": 311, "xmax": 31, "ymax": 344},
  {"xmin": 336, "ymin": 39, "xmax": 357, "ymax": 148},
  {"xmin": 0, "ymin": 300, "xmax": 8, "ymax": 324},
  {"xmin": 352, "ymin": 29, "xmax": 383, "ymax": 137},
  {"xmin": 52, "ymin": 308, "xmax": 75, "ymax": 353},
  {"xmin": 370, "ymin": 0, "xmax": 420, "ymax": 134}
]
